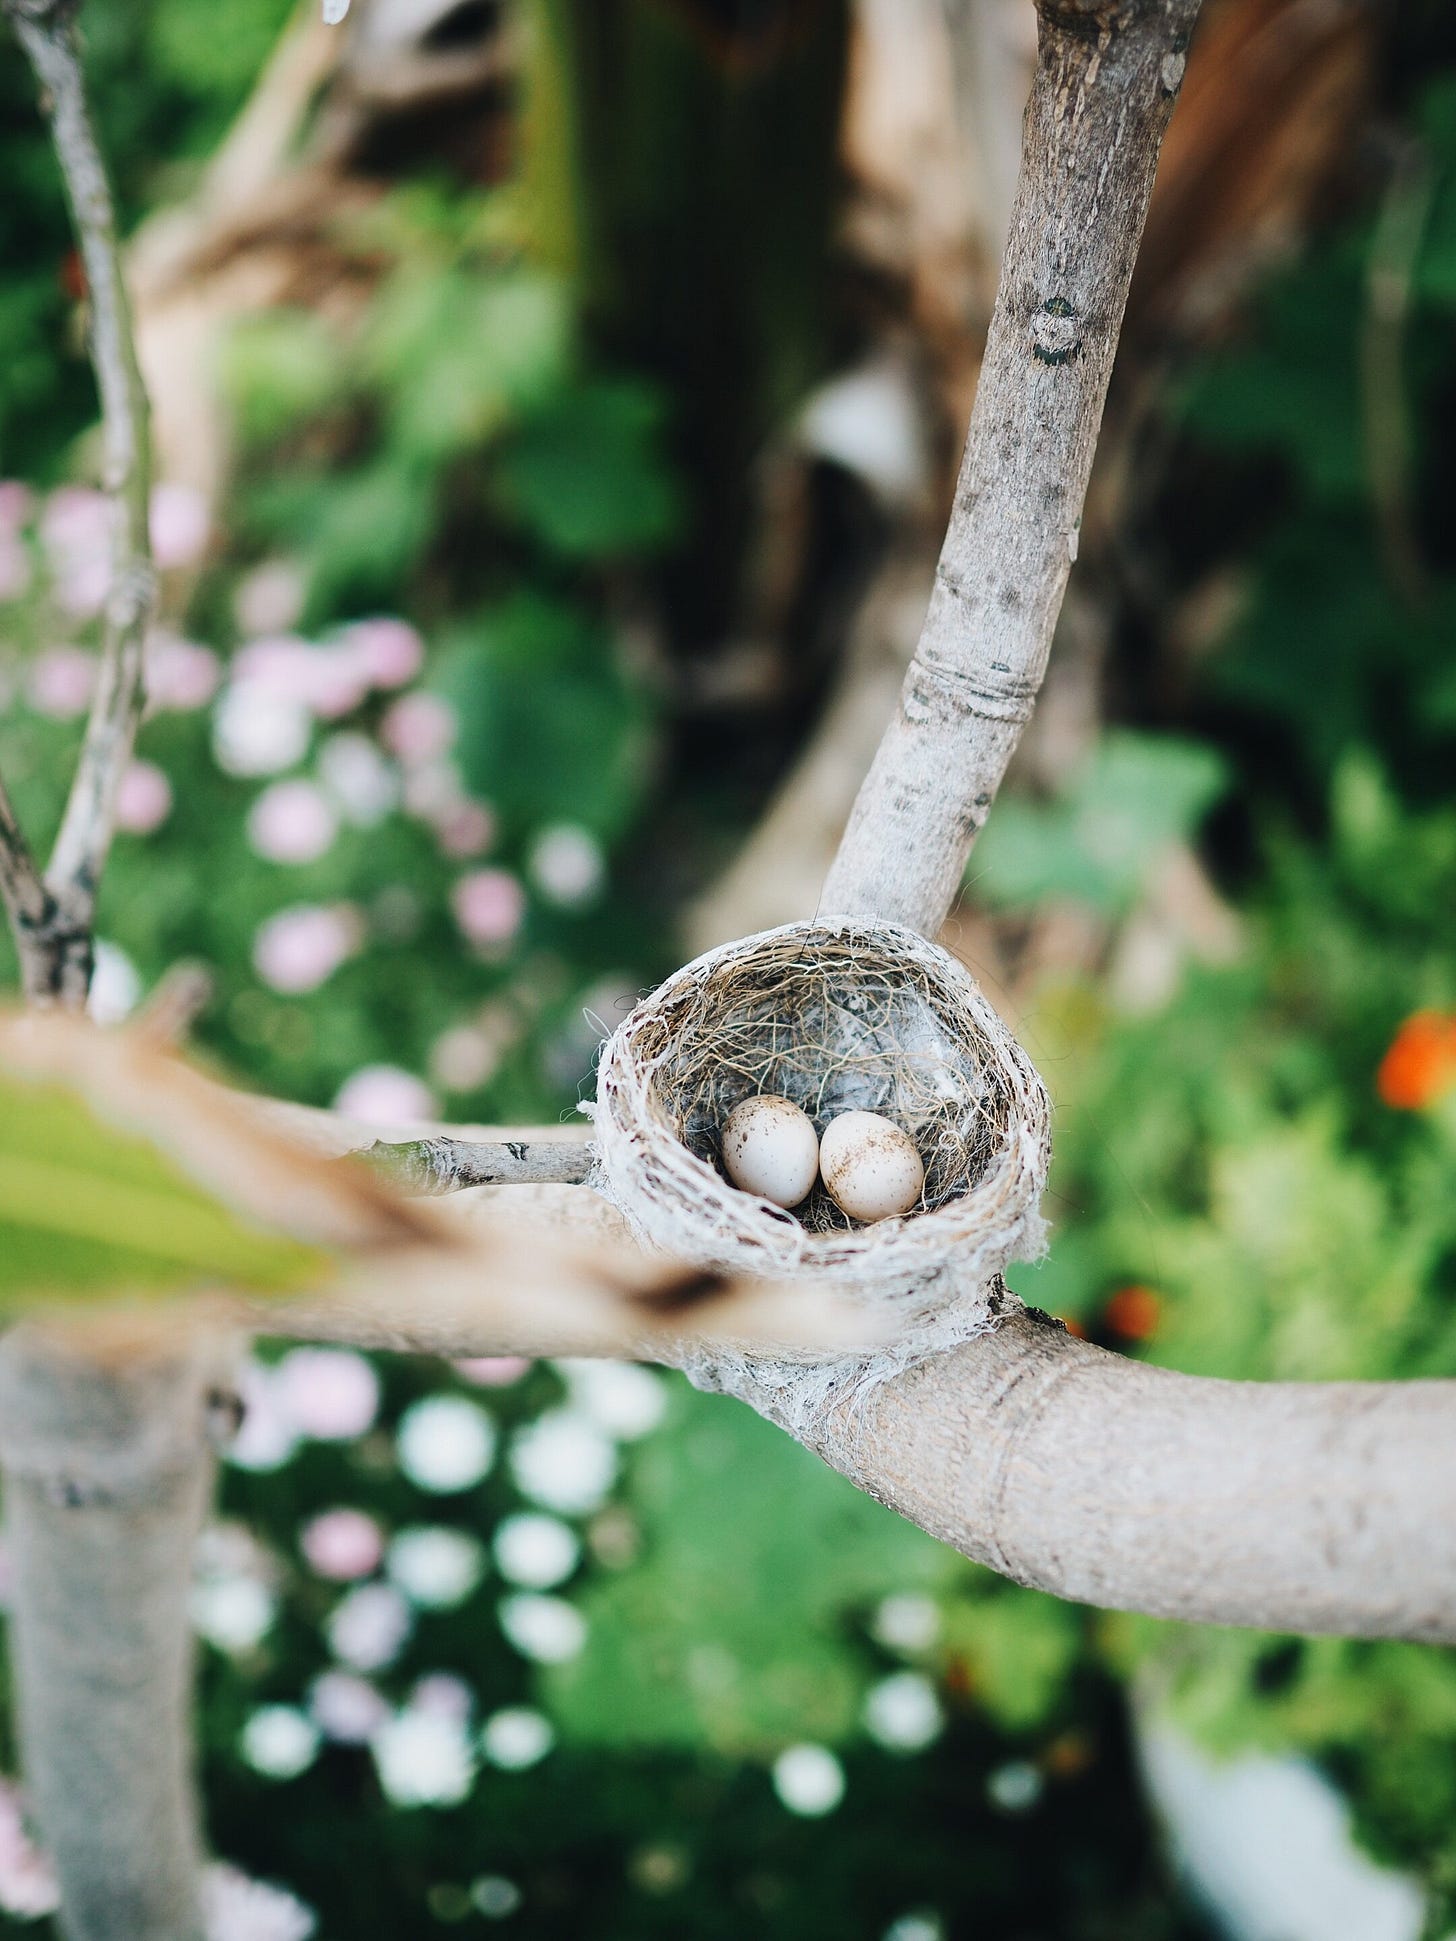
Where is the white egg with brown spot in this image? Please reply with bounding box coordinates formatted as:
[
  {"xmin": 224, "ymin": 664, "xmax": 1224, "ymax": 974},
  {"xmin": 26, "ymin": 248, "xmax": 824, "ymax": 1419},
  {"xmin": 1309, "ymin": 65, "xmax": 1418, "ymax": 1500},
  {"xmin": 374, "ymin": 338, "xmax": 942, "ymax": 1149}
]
[
  {"xmin": 719, "ymin": 1094, "xmax": 820, "ymax": 1210},
  {"xmin": 819, "ymin": 1111, "xmax": 924, "ymax": 1223}
]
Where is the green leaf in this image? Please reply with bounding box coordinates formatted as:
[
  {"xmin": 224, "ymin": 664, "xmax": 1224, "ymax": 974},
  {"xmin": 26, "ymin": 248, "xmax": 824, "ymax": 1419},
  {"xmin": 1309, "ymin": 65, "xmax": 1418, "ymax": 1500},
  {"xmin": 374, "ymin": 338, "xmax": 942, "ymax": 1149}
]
[
  {"xmin": 0, "ymin": 1068, "xmax": 329, "ymax": 1308},
  {"xmin": 436, "ymin": 592, "xmax": 653, "ymax": 836},
  {"xmin": 495, "ymin": 379, "xmax": 681, "ymax": 558},
  {"xmin": 972, "ymin": 731, "xmax": 1228, "ymax": 914}
]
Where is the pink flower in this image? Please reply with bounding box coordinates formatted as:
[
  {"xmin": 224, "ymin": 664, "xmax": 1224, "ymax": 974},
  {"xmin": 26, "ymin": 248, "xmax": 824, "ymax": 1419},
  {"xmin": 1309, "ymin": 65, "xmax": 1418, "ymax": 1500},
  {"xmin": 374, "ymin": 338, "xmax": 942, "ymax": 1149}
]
[
  {"xmin": 454, "ymin": 1357, "xmax": 531, "ymax": 1388},
  {"xmin": 149, "ymin": 482, "xmax": 209, "ymax": 570},
  {"xmin": 333, "ymin": 1065, "xmax": 438, "ymax": 1127},
  {"xmin": 146, "ymin": 634, "xmax": 221, "ymax": 711},
  {"xmin": 429, "ymin": 1024, "xmax": 499, "ymax": 1092},
  {"xmin": 252, "ymin": 903, "xmax": 360, "ymax": 993},
  {"xmin": 247, "ymin": 780, "xmax": 339, "ymax": 865},
  {"xmin": 234, "ymin": 558, "xmax": 305, "ymax": 637},
  {"xmin": 436, "ymin": 801, "xmax": 495, "ymax": 859},
  {"xmin": 115, "ymin": 760, "xmax": 173, "ymax": 835},
  {"xmin": 301, "ymin": 1509, "xmax": 385, "ymax": 1582},
  {"xmin": 232, "ymin": 637, "xmax": 369, "ymax": 719},
  {"xmin": 402, "ymin": 760, "xmax": 463, "ymax": 821},
  {"xmin": 342, "ymin": 617, "xmax": 424, "ymax": 689},
  {"xmin": 0, "ymin": 536, "xmax": 30, "ymax": 603},
  {"xmin": 381, "ymin": 692, "xmax": 455, "ymax": 765},
  {"xmin": 0, "ymin": 1778, "xmax": 59, "ymax": 1918},
  {"xmin": 308, "ymin": 1671, "xmax": 390, "ymax": 1745},
  {"xmin": 409, "ymin": 1673, "xmax": 474, "ymax": 1723},
  {"xmin": 27, "ymin": 646, "xmax": 95, "ymax": 717},
  {"xmin": 42, "ymin": 486, "xmax": 111, "ymax": 616},
  {"xmin": 275, "ymin": 1347, "xmax": 380, "ymax": 1441},
  {"xmin": 451, "ymin": 869, "xmax": 525, "ymax": 949},
  {"xmin": 0, "ymin": 481, "xmax": 35, "ymax": 533}
]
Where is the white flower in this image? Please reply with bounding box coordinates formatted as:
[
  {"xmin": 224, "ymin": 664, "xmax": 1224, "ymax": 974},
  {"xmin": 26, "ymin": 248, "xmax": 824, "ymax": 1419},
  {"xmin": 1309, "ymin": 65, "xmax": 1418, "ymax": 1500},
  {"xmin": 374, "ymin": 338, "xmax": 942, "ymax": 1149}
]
[
  {"xmin": 191, "ymin": 1576, "xmax": 276, "ymax": 1655},
  {"xmin": 557, "ymin": 1360, "xmax": 667, "ymax": 1441},
  {"xmin": 480, "ymin": 1707, "xmax": 554, "ymax": 1772},
  {"xmin": 87, "ymin": 940, "xmax": 141, "ymax": 1024},
  {"xmin": 871, "ymin": 1593, "xmax": 940, "ymax": 1655},
  {"xmin": 213, "ymin": 682, "xmax": 311, "ymax": 777},
  {"xmin": 528, "ymin": 824, "xmax": 604, "ymax": 908},
  {"xmin": 226, "ymin": 1363, "xmax": 299, "ymax": 1473},
  {"xmin": 397, "ymin": 1396, "xmax": 496, "ymax": 1494},
  {"xmin": 862, "ymin": 1672, "xmax": 943, "ymax": 1753},
  {"xmin": 508, "ymin": 1409, "xmax": 616, "ymax": 1515},
  {"xmin": 772, "ymin": 1744, "xmax": 845, "ymax": 1818},
  {"xmin": 371, "ymin": 1709, "xmax": 476, "ymax": 1808},
  {"xmin": 203, "ymin": 1863, "xmax": 318, "ymax": 1941},
  {"xmin": 318, "ymin": 732, "xmax": 399, "ymax": 826},
  {"xmin": 308, "ymin": 1672, "xmax": 390, "ymax": 1746},
  {"xmin": 883, "ymin": 1917, "xmax": 944, "ymax": 1941},
  {"xmin": 386, "ymin": 1527, "xmax": 486, "ymax": 1610},
  {"xmin": 239, "ymin": 1707, "xmax": 319, "ymax": 1781},
  {"xmin": 986, "ymin": 1760, "xmax": 1043, "ymax": 1812},
  {"xmin": 492, "ymin": 1512, "xmax": 580, "ymax": 1590},
  {"xmin": 326, "ymin": 1582, "xmax": 413, "ymax": 1673},
  {"xmin": 498, "ymin": 1593, "xmax": 586, "ymax": 1664},
  {"xmin": 275, "ymin": 1347, "xmax": 380, "ymax": 1441},
  {"xmin": 470, "ymin": 1877, "xmax": 522, "ymax": 1920}
]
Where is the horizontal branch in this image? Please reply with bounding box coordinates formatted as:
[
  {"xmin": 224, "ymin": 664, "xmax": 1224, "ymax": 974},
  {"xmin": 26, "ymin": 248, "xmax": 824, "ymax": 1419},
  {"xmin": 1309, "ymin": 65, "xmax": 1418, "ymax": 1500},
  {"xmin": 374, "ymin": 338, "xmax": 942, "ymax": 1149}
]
[{"xmin": 244, "ymin": 1160, "xmax": 1456, "ymax": 1644}]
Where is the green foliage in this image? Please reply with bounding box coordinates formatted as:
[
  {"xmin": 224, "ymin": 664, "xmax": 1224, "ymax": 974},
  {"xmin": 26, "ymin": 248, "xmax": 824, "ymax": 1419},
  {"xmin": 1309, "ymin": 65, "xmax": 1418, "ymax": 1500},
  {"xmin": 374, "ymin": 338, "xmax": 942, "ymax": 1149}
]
[
  {"xmin": 549, "ymin": 1385, "xmax": 958, "ymax": 1756},
  {"xmin": 972, "ymin": 732, "xmax": 1228, "ymax": 915},
  {"xmin": 436, "ymin": 592, "xmax": 653, "ymax": 839}
]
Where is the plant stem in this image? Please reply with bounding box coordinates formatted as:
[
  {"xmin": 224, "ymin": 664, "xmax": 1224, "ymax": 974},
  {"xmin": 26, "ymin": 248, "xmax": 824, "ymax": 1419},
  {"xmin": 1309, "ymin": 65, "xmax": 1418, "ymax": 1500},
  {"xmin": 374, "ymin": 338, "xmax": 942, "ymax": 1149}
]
[{"xmin": 3, "ymin": 0, "xmax": 156, "ymax": 1007}]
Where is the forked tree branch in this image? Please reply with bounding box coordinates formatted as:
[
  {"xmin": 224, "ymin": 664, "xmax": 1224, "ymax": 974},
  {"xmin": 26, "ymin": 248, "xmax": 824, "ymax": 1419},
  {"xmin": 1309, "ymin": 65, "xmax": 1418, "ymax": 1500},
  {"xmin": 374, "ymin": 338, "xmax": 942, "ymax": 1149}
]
[
  {"xmin": 3, "ymin": 0, "xmax": 156, "ymax": 1008},
  {"xmin": 822, "ymin": 0, "xmax": 1202, "ymax": 937}
]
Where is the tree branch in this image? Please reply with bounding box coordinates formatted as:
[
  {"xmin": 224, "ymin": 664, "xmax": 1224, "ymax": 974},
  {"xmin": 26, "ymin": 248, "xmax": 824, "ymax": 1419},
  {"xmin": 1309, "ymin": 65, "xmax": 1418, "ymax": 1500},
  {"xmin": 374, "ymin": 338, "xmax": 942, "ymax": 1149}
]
[
  {"xmin": 5, "ymin": 0, "xmax": 156, "ymax": 1007},
  {"xmin": 0, "ymin": 774, "xmax": 56, "ymax": 998},
  {"xmin": 821, "ymin": 0, "xmax": 1202, "ymax": 936},
  {"xmin": 0, "ymin": 1322, "xmax": 225, "ymax": 1941}
]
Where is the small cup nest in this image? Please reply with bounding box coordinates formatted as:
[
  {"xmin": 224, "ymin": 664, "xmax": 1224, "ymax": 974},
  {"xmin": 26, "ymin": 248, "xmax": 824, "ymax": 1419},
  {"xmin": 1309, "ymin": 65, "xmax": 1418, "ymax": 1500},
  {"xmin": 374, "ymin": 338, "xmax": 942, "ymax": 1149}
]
[{"xmin": 593, "ymin": 917, "xmax": 1050, "ymax": 1308}]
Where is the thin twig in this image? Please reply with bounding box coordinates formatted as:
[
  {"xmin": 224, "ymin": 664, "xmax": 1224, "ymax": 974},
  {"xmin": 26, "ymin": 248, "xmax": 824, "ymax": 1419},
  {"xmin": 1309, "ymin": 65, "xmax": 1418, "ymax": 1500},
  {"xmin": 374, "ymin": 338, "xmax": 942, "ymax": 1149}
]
[
  {"xmin": 362, "ymin": 1135, "xmax": 596, "ymax": 1193},
  {"xmin": 0, "ymin": 774, "xmax": 52, "ymax": 946},
  {"xmin": 4, "ymin": 0, "xmax": 156, "ymax": 1008}
]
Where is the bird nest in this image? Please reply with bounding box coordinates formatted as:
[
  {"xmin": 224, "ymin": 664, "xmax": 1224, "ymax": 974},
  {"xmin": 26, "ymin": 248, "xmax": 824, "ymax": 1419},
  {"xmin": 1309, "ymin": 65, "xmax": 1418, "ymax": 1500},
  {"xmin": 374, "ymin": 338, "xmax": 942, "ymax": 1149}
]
[{"xmin": 592, "ymin": 917, "xmax": 1050, "ymax": 1320}]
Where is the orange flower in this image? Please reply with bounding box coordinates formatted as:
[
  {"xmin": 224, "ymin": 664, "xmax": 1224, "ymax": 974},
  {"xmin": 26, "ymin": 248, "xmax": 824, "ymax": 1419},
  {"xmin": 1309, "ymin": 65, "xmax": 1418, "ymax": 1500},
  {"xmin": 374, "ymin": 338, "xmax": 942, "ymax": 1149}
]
[
  {"xmin": 1105, "ymin": 1284, "xmax": 1162, "ymax": 1340},
  {"xmin": 1377, "ymin": 1010, "xmax": 1456, "ymax": 1110}
]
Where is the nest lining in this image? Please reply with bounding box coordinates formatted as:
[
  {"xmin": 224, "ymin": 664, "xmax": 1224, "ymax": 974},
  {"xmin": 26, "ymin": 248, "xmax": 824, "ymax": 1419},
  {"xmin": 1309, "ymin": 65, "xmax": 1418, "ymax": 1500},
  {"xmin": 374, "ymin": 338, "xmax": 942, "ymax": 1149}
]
[{"xmin": 593, "ymin": 917, "xmax": 1050, "ymax": 1303}]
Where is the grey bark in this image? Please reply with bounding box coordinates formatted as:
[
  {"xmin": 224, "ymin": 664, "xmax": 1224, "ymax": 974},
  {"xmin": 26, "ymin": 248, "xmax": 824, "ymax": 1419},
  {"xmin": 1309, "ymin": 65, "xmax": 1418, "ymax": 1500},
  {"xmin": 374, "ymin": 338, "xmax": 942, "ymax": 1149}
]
[
  {"xmin": 362, "ymin": 1134, "xmax": 595, "ymax": 1192},
  {"xmin": 0, "ymin": 1328, "xmax": 230, "ymax": 1941},
  {"xmin": 2, "ymin": 0, "xmax": 155, "ymax": 1007},
  {"xmin": 822, "ymin": 0, "xmax": 1201, "ymax": 936}
]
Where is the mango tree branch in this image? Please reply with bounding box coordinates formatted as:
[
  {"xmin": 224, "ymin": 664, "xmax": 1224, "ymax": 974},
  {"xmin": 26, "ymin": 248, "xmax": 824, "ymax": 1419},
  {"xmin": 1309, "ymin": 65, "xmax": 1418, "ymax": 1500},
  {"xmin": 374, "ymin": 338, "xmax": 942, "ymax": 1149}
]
[
  {"xmin": 821, "ymin": 0, "xmax": 1202, "ymax": 936},
  {"xmin": 4, "ymin": 0, "xmax": 156, "ymax": 1007}
]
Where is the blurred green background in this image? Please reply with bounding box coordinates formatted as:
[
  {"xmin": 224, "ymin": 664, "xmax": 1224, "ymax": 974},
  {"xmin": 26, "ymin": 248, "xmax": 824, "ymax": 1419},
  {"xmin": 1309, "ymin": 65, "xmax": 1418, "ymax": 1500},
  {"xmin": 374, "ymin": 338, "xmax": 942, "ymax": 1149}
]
[{"xmin": 3, "ymin": 0, "xmax": 1456, "ymax": 1935}]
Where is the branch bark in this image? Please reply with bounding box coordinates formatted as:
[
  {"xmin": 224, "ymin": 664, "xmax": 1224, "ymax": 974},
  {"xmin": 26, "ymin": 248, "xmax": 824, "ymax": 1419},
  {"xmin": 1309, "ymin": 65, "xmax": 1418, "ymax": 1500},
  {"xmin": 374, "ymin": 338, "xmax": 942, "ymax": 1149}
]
[
  {"xmin": 4, "ymin": 0, "xmax": 156, "ymax": 1007},
  {"xmin": 0, "ymin": 1323, "xmax": 228, "ymax": 1941},
  {"xmin": 822, "ymin": 0, "xmax": 1202, "ymax": 936}
]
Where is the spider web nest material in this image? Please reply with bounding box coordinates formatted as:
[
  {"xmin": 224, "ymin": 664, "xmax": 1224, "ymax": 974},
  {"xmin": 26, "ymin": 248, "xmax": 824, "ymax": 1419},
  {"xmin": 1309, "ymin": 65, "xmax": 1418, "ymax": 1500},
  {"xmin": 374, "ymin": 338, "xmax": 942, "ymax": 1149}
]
[{"xmin": 592, "ymin": 918, "xmax": 1050, "ymax": 1410}]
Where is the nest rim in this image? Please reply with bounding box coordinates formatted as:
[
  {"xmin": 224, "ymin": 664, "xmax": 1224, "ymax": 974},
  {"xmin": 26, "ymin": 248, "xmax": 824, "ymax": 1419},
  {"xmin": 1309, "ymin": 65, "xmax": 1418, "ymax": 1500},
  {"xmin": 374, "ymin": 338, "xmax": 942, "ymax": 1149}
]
[{"xmin": 593, "ymin": 915, "xmax": 1050, "ymax": 1291}]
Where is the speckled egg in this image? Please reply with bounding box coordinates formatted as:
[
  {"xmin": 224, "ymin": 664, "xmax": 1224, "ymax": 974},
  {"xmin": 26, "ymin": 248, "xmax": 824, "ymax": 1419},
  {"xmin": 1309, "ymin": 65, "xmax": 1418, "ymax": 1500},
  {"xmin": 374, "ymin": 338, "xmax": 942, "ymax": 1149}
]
[
  {"xmin": 819, "ymin": 1110, "xmax": 924, "ymax": 1223},
  {"xmin": 720, "ymin": 1094, "xmax": 820, "ymax": 1209}
]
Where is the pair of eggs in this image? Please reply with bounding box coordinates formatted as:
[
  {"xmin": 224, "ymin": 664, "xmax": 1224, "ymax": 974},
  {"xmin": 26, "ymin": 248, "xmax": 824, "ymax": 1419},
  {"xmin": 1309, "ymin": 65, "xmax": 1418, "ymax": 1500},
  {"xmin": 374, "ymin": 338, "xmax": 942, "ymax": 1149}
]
[{"xmin": 719, "ymin": 1094, "xmax": 924, "ymax": 1224}]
